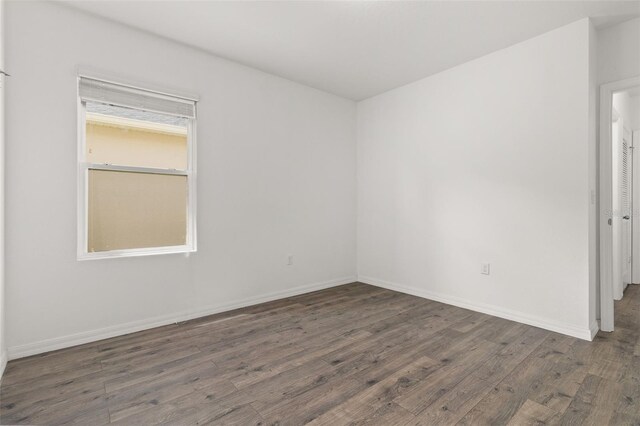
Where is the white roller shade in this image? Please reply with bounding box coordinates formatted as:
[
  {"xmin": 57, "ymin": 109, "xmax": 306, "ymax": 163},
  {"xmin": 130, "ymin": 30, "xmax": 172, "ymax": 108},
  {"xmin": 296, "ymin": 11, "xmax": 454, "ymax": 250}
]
[{"xmin": 79, "ymin": 77, "xmax": 196, "ymax": 118}]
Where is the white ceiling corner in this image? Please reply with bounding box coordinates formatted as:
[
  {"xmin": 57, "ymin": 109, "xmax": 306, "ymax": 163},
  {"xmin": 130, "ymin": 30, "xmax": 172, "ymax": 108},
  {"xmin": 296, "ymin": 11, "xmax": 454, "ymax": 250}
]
[{"xmin": 62, "ymin": 1, "xmax": 640, "ymax": 101}]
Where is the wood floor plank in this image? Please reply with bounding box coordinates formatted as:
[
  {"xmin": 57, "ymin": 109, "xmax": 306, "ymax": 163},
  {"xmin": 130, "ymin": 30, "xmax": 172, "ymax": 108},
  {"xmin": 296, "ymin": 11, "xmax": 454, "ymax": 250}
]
[
  {"xmin": 1, "ymin": 282, "xmax": 639, "ymax": 425},
  {"xmin": 309, "ymin": 356, "xmax": 437, "ymax": 425},
  {"xmin": 229, "ymin": 330, "xmax": 373, "ymax": 389},
  {"xmin": 106, "ymin": 360, "xmax": 234, "ymax": 422},
  {"xmin": 1, "ymin": 387, "xmax": 109, "ymax": 426},
  {"xmin": 351, "ymin": 402, "xmax": 415, "ymax": 426},
  {"xmin": 456, "ymin": 343, "xmax": 569, "ymax": 425},
  {"xmin": 506, "ymin": 399, "xmax": 560, "ymax": 425},
  {"xmin": 408, "ymin": 326, "xmax": 549, "ymax": 425},
  {"xmin": 393, "ymin": 336, "xmax": 501, "ymax": 415},
  {"xmin": 109, "ymin": 387, "xmax": 257, "ymax": 426}
]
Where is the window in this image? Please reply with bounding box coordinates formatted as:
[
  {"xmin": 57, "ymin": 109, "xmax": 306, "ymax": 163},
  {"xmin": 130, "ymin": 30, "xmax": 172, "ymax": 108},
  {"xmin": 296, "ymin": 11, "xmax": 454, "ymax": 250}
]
[{"xmin": 78, "ymin": 77, "xmax": 197, "ymax": 259}]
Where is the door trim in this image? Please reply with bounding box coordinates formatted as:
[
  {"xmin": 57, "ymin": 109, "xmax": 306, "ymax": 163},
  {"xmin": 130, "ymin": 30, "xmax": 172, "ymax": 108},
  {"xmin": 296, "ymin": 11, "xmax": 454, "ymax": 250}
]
[{"xmin": 599, "ymin": 76, "xmax": 640, "ymax": 332}]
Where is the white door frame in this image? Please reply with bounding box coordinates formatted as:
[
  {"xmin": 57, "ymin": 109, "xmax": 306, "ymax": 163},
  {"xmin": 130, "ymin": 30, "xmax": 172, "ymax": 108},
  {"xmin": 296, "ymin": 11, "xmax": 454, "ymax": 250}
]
[{"xmin": 599, "ymin": 76, "xmax": 640, "ymax": 332}]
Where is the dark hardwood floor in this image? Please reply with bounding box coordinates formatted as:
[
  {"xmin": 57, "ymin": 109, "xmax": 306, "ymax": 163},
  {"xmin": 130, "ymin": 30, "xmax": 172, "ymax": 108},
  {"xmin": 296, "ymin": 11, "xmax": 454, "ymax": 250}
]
[{"xmin": 1, "ymin": 282, "xmax": 639, "ymax": 425}]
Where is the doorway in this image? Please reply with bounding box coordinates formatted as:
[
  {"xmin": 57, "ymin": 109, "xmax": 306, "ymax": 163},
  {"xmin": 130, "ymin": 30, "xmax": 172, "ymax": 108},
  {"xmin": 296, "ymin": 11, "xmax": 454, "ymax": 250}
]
[
  {"xmin": 600, "ymin": 78, "xmax": 640, "ymax": 332},
  {"xmin": 612, "ymin": 104, "xmax": 634, "ymax": 300}
]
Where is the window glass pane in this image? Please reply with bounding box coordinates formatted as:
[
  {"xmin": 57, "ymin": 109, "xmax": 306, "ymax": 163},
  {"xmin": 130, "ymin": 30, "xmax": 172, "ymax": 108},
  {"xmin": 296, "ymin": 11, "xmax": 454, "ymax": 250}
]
[
  {"xmin": 88, "ymin": 170, "xmax": 187, "ymax": 252},
  {"xmin": 85, "ymin": 102, "xmax": 188, "ymax": 170}
]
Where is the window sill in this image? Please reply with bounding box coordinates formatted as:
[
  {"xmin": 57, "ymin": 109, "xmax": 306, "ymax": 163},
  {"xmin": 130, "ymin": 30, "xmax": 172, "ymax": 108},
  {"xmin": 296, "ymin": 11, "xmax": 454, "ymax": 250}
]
[{"xmin": 77, "ymin": 245, "xmax": 196, "ymax": 261}]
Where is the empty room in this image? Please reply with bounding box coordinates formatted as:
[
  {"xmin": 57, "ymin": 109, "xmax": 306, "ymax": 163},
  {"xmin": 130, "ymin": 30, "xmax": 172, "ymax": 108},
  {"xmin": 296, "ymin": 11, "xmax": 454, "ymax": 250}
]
[{"xmin": 0, "ymin": 0, "xmax": 640, "ymax": 424}]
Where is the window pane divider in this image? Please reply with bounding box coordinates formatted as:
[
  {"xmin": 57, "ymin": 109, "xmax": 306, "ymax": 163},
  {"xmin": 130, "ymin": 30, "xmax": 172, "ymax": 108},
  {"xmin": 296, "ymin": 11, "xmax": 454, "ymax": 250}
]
[{"xmin": 84, "ymin": 163, "xmax": 189, "ymax": 176}]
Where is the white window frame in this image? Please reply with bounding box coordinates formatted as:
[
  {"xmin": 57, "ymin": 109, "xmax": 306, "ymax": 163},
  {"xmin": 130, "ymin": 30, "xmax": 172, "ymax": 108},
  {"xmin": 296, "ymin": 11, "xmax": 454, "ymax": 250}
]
[{"xmin": 77, "ymin": 75, "xmax": 198, "ymax": 260}]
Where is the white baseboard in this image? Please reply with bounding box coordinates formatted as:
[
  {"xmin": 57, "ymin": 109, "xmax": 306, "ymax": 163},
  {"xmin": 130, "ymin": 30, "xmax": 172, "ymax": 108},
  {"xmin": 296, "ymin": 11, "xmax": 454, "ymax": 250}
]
[
  {"xmin": 0, "ymin": 350, "xmax": 7, "ymax": 383},
  {"xmin": 359, "ymin": 276, "xmax": 594, "ymax": 341},
  {"xmin": 8, "ymin": 276, "xmax": 356, "ymax": 360}
]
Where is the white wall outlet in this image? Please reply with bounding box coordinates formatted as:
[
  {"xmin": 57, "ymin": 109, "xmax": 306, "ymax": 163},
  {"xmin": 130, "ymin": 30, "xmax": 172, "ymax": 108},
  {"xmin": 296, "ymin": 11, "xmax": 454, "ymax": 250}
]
[
  {"xmin": 287, "ymin": 254, "xmax": 293, "ymax": 266},
  {"xmin": 481, "ymin": 263, "xmax": 490, "ymax": 275}
]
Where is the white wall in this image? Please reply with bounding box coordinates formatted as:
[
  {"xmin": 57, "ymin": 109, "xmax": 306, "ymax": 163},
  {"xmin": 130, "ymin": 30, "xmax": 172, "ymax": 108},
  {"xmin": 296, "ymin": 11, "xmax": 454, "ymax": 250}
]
[
  {"xmin": 631, "ymin": 99, "xmax": 640, "ymax": 282},
  {"xmin": 628, "ymin": 95, "xmax": 640, "ymax": 131},
  {"xmin": 5, "ymin": 1, "xmax": 357, "ymax": 358},
  {"xmin": 597, "ymin": 17, "xmax": 640, "ymax": 85},
  {"xmin": 0, "ymin": 0, "xmax": 7, "ymax": 377},
  {"xmin": 357, "ymin": 19, "xmax": 594, "ymax": 339},
  {"xmin": 588, "ymin": 21, "xmax": 598, "ymax": 332},
  {"xmin": 625, "ymin": 94, "xmax": 640, "ymax": 284}
]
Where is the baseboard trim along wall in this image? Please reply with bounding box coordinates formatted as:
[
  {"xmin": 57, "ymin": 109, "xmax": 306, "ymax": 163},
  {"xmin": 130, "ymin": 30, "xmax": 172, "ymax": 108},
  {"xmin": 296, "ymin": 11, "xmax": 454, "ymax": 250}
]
[
  {"xmin": 359, "ymin": 276, "xmax": 595, "ymax": 341},
  {"xmin": 7, "ymin": 276, "xmax": 357, "ymax": 360}
]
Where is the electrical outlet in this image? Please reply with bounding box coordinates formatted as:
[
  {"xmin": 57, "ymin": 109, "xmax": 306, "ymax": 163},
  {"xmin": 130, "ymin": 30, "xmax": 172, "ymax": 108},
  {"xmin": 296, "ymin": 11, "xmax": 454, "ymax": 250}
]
[
  {"xmin": 287, "ymin": 254, "xmax": 293, "ymax": 266},
  {"xmin": 481, "ymin": 263, "xmax": 490, "ymax": 275}
]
